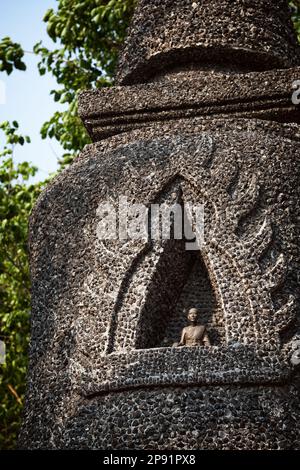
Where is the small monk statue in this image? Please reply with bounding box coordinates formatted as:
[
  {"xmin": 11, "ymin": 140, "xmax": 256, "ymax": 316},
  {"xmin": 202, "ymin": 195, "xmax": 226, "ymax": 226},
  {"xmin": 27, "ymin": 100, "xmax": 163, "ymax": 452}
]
[{"xmin": 175, "ymin": 307, "xmax": 211, "ymax": 347}]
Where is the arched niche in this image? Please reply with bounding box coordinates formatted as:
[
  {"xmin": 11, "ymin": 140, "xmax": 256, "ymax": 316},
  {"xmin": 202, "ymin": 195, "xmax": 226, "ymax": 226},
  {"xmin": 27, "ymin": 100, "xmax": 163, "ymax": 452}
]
[{"xmin": 134, "ymin": 243, "xmax": 224, "ymax": 349}]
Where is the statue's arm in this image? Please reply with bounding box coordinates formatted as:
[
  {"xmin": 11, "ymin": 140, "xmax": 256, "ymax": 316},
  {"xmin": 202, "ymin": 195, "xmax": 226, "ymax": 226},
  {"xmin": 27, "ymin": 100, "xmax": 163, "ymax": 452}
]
[
  {"xmin": 203, "ymin": 329, "xmax": 211, "ymax": 346},
  {"xmin": 178, "ymin": 328, "xmax": 186, "ymax": 346}
]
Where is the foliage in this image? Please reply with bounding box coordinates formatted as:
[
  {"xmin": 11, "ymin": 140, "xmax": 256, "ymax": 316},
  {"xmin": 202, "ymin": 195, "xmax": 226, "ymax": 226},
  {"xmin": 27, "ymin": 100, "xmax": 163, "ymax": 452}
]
[
  {"xmin": 290, "ymin": 1, "xmax": 300, "ymax": 41},
  {"xmin": 35, "ymin": 0, "xmax": 136, "ymax": 167},
  {"xmin": 0, "ymin": 122, "xmax": 43, "ymax": 449},
  {"xmin": 0, "ymin": 37, "xmax": 26, "ymax": 75}
]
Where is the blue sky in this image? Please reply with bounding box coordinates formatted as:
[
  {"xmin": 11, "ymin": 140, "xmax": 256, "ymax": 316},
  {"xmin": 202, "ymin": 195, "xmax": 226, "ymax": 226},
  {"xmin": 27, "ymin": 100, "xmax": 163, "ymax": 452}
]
[{"xmin": 0, "ymin": 0, "xmax": 66, "ymax": 182}]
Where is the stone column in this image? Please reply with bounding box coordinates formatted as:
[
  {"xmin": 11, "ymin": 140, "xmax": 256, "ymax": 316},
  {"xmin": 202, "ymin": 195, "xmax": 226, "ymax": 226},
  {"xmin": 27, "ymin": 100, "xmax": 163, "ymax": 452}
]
[{"xmin": 20, "ymin": 0, "xmax": 300, "ymax": 449}]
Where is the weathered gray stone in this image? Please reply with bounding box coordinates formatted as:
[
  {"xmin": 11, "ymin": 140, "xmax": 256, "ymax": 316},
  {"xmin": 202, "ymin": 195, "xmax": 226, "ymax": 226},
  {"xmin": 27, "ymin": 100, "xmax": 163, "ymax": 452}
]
[
  {"xmin": 79, "ymin": 67, "xmax": 300, "ymax": 140},
  {"xmin": 19, "ymin": 0, "xmax": 300, "ymax": 450},
  {"xmin": 116, "ymin": 0, "xmax": 300, "ymax": 84}
]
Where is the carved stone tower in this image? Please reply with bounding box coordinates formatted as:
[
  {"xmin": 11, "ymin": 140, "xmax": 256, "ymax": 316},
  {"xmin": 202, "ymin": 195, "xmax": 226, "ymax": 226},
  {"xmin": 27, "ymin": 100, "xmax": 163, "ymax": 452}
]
[{"xmin": 20, "ymin": 0, "xmax": 300, "ymax": 449}]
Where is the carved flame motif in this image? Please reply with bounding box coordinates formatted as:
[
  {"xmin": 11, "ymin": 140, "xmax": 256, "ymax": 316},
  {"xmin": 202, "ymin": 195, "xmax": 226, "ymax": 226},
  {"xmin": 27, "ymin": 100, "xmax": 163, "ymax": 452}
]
[
  {"xmin": 73, "ymin": 135, "xmax": 297, "ymax": 366},
  {"xmin": 105, "ymin": 136, "xmax": 296, "ymax": 353},
  {"xmin": 201, "ymin": 171, "xmax": 296, "ymax": 350}
]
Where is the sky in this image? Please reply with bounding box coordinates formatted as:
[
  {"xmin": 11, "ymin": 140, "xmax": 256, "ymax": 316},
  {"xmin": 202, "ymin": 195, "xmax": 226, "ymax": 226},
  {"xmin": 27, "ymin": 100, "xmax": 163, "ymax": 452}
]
[{"xmin": 0, "ymin": 0, "xmax": 66, "ymax": 182}]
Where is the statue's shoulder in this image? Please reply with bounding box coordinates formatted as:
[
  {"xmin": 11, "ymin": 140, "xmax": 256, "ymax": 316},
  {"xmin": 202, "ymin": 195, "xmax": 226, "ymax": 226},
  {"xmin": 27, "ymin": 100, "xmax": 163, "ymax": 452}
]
[{"xmin": 182, "ymin": 325, "xmax": 193, "ymax": 335}]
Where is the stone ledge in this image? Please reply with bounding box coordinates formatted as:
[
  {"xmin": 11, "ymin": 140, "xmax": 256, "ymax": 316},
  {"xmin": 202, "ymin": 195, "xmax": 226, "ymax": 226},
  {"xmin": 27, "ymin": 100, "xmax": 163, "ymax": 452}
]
[
  {"xmin": 73, "ymin": 346, "xmax": 293, "ymax": 397},
  {"xmin": 79, "ymin": 67, "xmax": 300, "ymax": 141}
]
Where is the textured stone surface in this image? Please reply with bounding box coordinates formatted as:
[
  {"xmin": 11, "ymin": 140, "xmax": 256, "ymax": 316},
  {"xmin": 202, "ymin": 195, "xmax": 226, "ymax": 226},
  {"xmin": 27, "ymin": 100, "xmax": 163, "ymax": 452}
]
[
  {"xmin": 20, "ymin": 0, "xmax": 300, "ymax": 450},
  {"xmin": 41, "ymin": 385, "xmax": 300, "ymax": 450},
  {"xmin": 20, "ymin": 119, "xmax": 300, "ymax": 448},
  {"xmin": 116, "ymin": 0, "xmax": 300, "ymax": 84},
  {"xmin": 79, "ymin": 67, "xmax": 300, "ymax": 140}
]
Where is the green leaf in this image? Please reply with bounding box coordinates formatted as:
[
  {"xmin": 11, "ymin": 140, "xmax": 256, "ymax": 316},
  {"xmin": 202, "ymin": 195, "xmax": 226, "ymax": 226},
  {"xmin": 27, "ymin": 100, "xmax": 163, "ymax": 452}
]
[
  {"xmin": 43, "ymin": 9, "xmax": 54, "ymax": 22},
  {"xmin": 14, "ymin": 61, "xmax": 26, "ymax": 71}
]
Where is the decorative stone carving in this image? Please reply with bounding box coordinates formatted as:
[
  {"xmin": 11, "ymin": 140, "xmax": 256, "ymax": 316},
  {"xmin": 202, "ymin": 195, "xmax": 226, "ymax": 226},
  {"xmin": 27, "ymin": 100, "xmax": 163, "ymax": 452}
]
[{"xmin": 19, "ymin": 0, "xmax": 300, "ymax": 450}]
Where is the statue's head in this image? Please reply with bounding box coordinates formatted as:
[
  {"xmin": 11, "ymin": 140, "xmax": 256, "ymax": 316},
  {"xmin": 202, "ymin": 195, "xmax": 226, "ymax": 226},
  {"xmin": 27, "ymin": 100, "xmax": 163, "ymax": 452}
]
[{"xmin": 187, "ymin": 308, "xmax": 199, "ymax": 323}]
